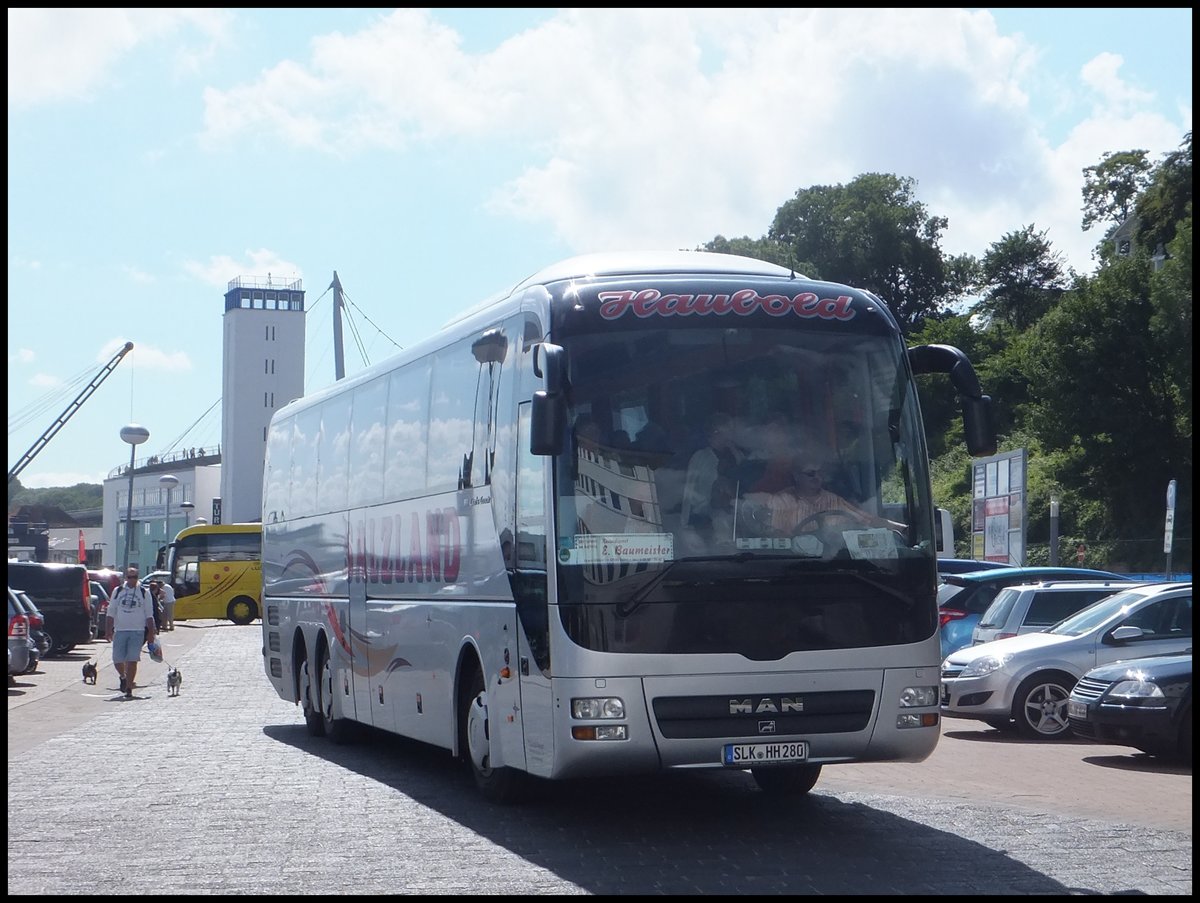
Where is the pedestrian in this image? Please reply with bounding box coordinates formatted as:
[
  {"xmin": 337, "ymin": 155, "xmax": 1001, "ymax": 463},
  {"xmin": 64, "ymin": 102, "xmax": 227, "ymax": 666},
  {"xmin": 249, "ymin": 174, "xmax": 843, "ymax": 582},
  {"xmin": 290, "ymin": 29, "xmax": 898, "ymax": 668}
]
[
  {"xmin": 159, "ymin": 579, "xmax": 176, "ymax": 631},
  {"xmin": 105, "ymin": 567, "xmax": 157, "ymax": 699},
  {"xmin": 148, "ymin": 580, "xmax": 165, "ymax": 632}
]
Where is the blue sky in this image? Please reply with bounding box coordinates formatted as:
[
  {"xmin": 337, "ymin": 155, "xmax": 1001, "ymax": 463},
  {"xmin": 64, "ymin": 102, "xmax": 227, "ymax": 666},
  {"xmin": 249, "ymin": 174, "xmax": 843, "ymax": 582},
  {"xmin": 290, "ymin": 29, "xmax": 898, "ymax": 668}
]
[{"xmin": 7, "ymin": 8, "xmax": 1192, "ymax": 488}]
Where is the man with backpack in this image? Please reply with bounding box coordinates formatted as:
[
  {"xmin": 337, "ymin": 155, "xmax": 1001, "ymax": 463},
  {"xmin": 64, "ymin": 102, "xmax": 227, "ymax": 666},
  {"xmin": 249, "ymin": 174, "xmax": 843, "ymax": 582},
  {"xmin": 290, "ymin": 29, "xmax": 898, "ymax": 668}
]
[{"xmin": 105, "ymin": 567, "xmax": 157, "ymax": 699}]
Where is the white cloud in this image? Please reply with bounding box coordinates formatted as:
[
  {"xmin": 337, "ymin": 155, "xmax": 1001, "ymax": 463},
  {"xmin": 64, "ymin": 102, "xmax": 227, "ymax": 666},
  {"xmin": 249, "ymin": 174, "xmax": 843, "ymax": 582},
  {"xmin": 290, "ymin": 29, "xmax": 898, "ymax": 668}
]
[
  {"xmin": 7, "ymin": 8, "xmax": 232, "ymax": 108},
  {"xmin": 19, "ymin": 469, "xmax": 110, "ymax": 489},
  {"xmin": 97, "ymin": 337, "xmax": 191, "ymax": 373},
  {"xmin": 182, "ymin": 250, "xmax": 305, "ymax": 289},
  {"xmin": 29, "ymin": 372, "xmax": 62, "ymax": 389},
  {"xmin": 9, "ymin": 348, "xmax": 35, "ymax": 364}
]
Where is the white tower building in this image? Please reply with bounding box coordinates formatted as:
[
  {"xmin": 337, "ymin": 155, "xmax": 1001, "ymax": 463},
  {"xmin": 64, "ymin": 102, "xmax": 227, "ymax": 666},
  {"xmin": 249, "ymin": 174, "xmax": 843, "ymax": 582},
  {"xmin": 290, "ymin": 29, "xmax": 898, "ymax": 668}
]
[{"xmin": 219, "ymin": 276, "xmax": 305, "ymax": 524}]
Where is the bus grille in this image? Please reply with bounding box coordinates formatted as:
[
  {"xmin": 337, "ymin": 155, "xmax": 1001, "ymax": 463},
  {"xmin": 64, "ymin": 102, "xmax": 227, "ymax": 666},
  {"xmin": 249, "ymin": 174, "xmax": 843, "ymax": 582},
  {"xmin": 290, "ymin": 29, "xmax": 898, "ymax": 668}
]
[{"xmin": 652, "ymin": 690, "xmax": 875, "ymax": 739}]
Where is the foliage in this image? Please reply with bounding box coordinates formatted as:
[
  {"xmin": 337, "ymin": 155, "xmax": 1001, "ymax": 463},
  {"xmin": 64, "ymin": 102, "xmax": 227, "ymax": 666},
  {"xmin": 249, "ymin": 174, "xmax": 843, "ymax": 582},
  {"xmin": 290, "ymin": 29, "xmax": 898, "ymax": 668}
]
[
  {"xmin": 1135, "ymin": 132, "xmax": 1192, "ymax": 255},
  {"xmin": 1081, "ymin": 149, "xmax": 1153, "ymax": 233},
  {"xmin": 764, "ymin": 173, "xmax": 971, "ymax": 332},
  {"xmin": 8, "ymin": 482, "xmax": 103, "ymax": 515},
  {"xmin": 973, "ymin": 225, "xmax": 1071, "ymax": 331}
]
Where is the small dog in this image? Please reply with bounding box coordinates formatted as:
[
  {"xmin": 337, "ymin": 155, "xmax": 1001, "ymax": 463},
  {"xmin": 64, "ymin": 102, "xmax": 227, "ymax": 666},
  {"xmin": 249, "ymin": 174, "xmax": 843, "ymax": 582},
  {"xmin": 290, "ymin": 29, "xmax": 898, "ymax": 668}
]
[
  {"xmin": 166, "ymin": 666, "xmax": 183, "ymax": 697},
  {"xmin": 81, "ymin": 660, "xmax": 98, "ymax": 685}
]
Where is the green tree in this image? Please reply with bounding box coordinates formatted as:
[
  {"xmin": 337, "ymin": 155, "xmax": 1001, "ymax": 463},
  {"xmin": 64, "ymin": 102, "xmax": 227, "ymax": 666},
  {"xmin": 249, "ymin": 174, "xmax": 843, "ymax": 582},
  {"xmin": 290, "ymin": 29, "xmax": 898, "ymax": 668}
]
[
  {"xmin": 764, "ymin": 173, "xmax": 971, "ymax": 331},
  {"xmin": 1018, "ymin": 258, "xmax": 1187, "ymax": 568},
  {"xmin": 1135, "ymin": 131, "xmax": 1192, "ymax": 258},
  {"xmin": 973, "ymin": 225, "xmax": 1070, "ymax": 331},
  {"xmin": 1081, "ymin": 148, "xmax": 1153, "ymax": 234}
]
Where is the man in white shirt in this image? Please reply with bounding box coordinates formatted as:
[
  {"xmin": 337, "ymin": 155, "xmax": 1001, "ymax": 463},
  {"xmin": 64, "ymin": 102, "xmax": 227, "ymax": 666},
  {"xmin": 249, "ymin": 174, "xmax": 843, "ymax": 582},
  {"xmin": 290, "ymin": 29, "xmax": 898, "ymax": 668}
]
[
  {"xmin": 159, "ymin": 579, "xmax": 177, "ymax": 631},
  {"xmin": 105, "ymin": 567, "xmax": 157, "ymax": 699}
]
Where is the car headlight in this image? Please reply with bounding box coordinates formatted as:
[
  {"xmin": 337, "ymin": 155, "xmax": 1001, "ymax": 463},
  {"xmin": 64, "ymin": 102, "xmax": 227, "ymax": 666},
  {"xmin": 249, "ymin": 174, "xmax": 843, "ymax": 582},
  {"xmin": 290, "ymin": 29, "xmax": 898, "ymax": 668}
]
[
  {"xmin": 1107, "ymin": 679, "xmax": 1166, "ymax": 701},
  {"xmin": 961, "ymin": 653, "xmax": 1012, "ymax": 678}
]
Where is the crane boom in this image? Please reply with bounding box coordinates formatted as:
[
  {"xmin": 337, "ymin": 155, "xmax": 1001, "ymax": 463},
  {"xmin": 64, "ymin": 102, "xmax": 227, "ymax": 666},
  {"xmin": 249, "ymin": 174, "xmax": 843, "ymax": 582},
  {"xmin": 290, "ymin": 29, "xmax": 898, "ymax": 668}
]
[{"xmin": 7, "ymin": 341, "xmax": 135, "ymax": 484}]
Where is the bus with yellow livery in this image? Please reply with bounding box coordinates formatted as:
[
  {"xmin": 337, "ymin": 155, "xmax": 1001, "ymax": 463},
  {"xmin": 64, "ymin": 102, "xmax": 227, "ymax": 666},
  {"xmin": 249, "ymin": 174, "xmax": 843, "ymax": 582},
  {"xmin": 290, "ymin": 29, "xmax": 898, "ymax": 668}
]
[{"xmin": 163, "ymin": 523, "xmax": 262, "ymax": 625}]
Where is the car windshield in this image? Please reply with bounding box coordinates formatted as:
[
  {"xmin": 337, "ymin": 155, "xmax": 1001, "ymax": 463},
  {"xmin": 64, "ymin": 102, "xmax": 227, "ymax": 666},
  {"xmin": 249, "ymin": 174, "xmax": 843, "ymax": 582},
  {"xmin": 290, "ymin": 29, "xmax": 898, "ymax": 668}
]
[{"xmin": 1047, "ymin": 587, "xmax": 1151, "ymax": 637}]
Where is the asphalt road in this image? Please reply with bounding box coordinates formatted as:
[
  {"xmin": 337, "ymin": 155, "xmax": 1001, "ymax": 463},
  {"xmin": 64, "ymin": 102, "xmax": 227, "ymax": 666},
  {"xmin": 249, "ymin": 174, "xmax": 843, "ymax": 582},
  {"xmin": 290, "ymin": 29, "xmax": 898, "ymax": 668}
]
[{"xmin": 8, "ymin": 623, "xmax": 1193, "ymax": 894}]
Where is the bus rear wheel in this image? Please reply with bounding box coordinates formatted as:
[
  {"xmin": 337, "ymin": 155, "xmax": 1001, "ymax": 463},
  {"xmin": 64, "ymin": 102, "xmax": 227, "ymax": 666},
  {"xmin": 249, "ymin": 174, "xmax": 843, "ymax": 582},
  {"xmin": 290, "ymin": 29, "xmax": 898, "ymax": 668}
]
[
  {"xmin": 227, "ymin": 596, "xmax": 258, "ymax": 626},
  {"xmin": 299, "ymin": 657, "xmax": 324, "ymax": 737},
  {"xmin": 317, "ymin": 644, "xmax": 354, "ymax": 744},
  {"xmin": 751, "ymin": 764, "xmax": 822, "ymax": 796},
  {"xmin": 460, "ymin": 665, "xmax": 528, "ymax": 803}
]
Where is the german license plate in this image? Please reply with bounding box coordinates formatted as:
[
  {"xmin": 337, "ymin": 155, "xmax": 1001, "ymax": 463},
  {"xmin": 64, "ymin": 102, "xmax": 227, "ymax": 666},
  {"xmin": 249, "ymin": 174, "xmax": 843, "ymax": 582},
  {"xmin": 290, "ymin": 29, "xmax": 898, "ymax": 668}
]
[
  {"xmin": 722, "ymin": 741, "xmax": 808, "ymax": 765},
  {"xmin": 1067, "ymin": 700, "xmax": 1088, "ymax": 720}
]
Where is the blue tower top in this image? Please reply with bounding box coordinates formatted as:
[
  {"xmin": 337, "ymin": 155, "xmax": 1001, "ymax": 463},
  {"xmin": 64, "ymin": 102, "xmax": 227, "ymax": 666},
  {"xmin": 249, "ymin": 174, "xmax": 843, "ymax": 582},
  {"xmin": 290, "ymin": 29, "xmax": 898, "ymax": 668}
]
[{"xmin": 224, "ymin": 275, "xmax": 305, "ymax": 313}]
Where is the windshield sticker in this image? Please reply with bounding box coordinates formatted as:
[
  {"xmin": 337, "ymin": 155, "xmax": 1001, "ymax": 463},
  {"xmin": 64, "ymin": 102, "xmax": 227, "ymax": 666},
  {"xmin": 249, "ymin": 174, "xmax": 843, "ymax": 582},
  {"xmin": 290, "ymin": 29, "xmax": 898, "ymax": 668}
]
[
  {"xmin": 559, "ymin": 533, "xmax": 674, "ymax": 565},
  {"xmin": 597, "ymin": 288, "xmax": 856, "ymax": 321},
  {"xmin": 845, "ymin": 528, "xmax": 899, "ymax": 560}
]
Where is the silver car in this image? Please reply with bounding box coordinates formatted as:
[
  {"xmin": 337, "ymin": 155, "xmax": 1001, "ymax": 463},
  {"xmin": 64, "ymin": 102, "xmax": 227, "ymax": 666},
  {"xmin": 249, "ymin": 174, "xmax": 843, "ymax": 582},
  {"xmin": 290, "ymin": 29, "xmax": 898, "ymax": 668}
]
[
  {"xmin": 971, "ymin": 580, "xmax": 1139, "ymax": 646},
  {"xmin": 940, "ymin": 582, "xmax": 1192, "ymax": 738}
]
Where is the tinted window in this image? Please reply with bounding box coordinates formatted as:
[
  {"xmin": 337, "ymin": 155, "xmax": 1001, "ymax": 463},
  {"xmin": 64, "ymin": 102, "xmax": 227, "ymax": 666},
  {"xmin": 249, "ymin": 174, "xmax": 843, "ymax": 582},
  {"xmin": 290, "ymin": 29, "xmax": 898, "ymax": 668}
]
[
  {"xmin": 1025, "ymin": 589, "xmax": 1113, "ymax": 627},
  {"xmin": 348, "ymin": 376, "xmax": 388, "ymax": 508},
  {"xmin": 979, "ymin": 588, "xmax": 1021, "ymax": 627},
  {"xmin": 385, "ymin": 358, "xmax": 431, "ymax": 498}
]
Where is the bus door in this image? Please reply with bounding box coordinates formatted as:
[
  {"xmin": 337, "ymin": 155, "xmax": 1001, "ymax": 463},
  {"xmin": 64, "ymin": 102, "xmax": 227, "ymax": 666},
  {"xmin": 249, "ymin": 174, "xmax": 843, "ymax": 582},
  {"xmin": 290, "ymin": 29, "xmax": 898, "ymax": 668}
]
[
  {"xmin": 513, "ymin": 401, "xmax": 555, "ymax": 775},
  {"xmin": 347, "ymin": 533, "xmax": 371, "ymax": 726}
]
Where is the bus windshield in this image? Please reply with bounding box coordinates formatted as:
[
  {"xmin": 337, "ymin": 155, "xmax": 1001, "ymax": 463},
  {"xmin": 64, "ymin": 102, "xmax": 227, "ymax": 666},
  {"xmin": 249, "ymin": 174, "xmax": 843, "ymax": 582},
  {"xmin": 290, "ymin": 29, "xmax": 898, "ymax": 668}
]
[
  {"xmin": 165, "ymin": 524, "xmax": 262, "ymax": 625},
  {"xmin": 551, "ymin": 323, "xmax": 935, "ymax": 658}
]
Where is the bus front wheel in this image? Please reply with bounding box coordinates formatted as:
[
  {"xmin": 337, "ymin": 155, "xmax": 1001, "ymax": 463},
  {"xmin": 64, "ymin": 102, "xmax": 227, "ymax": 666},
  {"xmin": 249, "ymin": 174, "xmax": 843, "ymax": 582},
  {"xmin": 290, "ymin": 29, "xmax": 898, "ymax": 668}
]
[
  {"xmin": 460, "ymin": 666, "xmax": 528, "ymax": 803},
  {"xmin": 227, "ymin": 597, "xmax": 258, "ymax": 626}
]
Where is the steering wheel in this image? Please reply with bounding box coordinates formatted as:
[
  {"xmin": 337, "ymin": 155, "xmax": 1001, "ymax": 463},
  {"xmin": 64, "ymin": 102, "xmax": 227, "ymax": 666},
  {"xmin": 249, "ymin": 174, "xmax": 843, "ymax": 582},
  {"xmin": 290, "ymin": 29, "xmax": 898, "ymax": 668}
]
[{"xmin": 792, "ymin": 509, "xmax": 862, "ymax": 536}]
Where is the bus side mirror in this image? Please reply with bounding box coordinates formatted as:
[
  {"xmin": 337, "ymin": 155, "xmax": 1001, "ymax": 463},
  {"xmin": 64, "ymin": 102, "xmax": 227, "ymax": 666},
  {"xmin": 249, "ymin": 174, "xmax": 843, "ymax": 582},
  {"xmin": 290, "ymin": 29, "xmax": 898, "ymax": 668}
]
[
  {"xmin": 530, "ymin": 342, "xmax": 567, "ymax": 456},
  {"xmin": 908, "ymin": 343, "xmax": 997, "ymax": 457}
]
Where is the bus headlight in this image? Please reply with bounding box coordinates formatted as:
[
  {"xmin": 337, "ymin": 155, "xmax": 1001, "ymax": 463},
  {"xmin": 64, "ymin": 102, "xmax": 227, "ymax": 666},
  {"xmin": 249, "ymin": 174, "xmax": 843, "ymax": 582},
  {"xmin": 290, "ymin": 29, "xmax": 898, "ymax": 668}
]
[
  {"xmin": 899, "ymin": 685, "xmax": 938, "ymax": 707},
  {"xmin": 571, "ymin": 697, "xmax": 625, "ymax": 719}
]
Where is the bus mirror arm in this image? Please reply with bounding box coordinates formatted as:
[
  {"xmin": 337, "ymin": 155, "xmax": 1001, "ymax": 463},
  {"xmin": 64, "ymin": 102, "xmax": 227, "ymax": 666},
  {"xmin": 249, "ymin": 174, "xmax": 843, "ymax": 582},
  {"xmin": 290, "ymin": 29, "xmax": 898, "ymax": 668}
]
[{"xmin": 908, "ymin": 344, "xmax": 997, "ymax": 457}]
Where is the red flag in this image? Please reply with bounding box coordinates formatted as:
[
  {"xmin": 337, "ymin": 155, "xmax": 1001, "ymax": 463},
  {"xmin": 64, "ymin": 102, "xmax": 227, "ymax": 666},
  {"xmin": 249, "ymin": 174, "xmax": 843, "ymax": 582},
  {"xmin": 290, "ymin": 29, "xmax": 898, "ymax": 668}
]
[{"xmin": 78, "ymin": 529, "xmax": 87, "ymax": 564}]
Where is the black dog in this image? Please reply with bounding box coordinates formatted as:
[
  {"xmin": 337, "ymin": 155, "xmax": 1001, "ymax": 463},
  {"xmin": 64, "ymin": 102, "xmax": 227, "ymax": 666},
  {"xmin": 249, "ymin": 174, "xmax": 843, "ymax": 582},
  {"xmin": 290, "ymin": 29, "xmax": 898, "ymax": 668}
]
[
  {"xmin": 81, "ymin": 660, "xmax": 98, "ymax": 685},
  {"xmin": 167, "ymin": 666, "xmax": 182, "ymax": 697}
]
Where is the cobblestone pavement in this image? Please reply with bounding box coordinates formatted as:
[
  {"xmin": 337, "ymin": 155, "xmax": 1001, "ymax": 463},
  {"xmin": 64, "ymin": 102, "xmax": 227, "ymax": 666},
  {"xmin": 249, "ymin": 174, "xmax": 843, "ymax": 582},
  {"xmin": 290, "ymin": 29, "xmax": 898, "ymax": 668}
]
[{"xmin": 7, "ymin": 626, "xmax": 1192, "ymax": 895}]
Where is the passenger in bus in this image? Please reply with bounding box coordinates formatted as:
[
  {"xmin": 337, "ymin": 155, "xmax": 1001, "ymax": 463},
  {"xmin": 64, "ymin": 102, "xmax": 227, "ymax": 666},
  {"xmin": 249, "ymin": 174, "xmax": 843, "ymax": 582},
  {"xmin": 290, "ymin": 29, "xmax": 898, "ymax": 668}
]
[{"xmin": 680, "ymin": 412, "xmax": 745, "ymax": 530}]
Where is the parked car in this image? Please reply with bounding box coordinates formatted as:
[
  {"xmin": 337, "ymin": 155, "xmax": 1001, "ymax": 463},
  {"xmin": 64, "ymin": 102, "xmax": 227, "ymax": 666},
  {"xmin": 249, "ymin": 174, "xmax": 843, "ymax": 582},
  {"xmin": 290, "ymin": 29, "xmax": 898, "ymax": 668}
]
[
  {"xmin": 937, "ymin": 558, "xmax": 1010, "ymax": 578},
  {"xmin": 1068, "ymin": 652, "xmax": 1192, "ymax": 761},
  {"xmin": 8, "ymin": 593, "xmax": 36, "ymax": 679},
  {"xmin": 88, "ymin": 581, "xmax": 111, "ymax": 641},
  {"xmin": 937, "ymin": 566, "xmax": 1136, "ymax": 659},
  {"xmin": 9, "ymin": 587, "xmax": 51, "ymax": 661},
  {"xmin": 971, "ymin": 579, "xmax": 1140, "ymax": 646},
  {"xmin": 6, "ymin": 561, "xmax": 93, "ymax": 656},
  {"xmin": 940, "ymin": 582, "xmax": 1192, "ymax": 739}
]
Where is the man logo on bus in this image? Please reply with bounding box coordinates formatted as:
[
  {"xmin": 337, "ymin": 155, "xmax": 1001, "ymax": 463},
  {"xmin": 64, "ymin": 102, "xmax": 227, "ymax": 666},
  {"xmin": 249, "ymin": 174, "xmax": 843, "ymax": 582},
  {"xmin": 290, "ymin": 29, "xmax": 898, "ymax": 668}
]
[{"xmin": 729, "ymin": 697, "xmax": 805, "ymax": 715}]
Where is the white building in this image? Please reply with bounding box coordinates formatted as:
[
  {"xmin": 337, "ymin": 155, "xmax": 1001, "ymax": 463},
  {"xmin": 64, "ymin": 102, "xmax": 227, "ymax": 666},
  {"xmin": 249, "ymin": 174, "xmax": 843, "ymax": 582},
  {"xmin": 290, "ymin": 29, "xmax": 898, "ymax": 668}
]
[
  {"xmin": 220, "ymin": 276, "xmax": 306, "ymax": 524},
  {"xmin": 101, "ymin": 275, "xmax": 306, "ymax": 571}
]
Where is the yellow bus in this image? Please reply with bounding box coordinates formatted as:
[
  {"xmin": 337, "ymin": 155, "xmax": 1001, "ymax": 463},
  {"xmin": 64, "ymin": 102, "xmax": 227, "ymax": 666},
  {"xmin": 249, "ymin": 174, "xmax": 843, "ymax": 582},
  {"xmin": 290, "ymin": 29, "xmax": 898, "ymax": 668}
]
[{"xmin": 164, "ymin": 523, "xmax": 262, "ymax": 624}]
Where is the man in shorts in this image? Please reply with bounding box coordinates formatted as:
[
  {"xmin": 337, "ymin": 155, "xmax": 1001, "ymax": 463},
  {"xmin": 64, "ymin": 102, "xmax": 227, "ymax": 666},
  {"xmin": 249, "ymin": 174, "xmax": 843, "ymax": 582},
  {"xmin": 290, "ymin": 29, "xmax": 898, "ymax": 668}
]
[{"xmin": 105, "ymin": 567, "xmax": 158, "ymax": 699}]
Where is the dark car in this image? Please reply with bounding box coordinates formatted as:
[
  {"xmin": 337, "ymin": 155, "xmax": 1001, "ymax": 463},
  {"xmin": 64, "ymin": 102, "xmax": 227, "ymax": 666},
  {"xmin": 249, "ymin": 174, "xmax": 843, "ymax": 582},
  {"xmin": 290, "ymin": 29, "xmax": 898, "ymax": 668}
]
[
  {"xmin": 8, "ymin": 592, "xmax": 37, "ymax": 679},
  {"xmin": 938, "ymin": 566, "xmax": 1137, "ymax": 659},
  {"xmin": 1068, "ymin": 652, "xmax": 1192, "ymax": 761},
  {"xmin": 6, "ymin": 561, "xmax": 93, "ymax": 656},
  {"xmin": 89, "ymin": 581, "xmax": 111, "ymax": 641},
  {"xmin": 9, "ymin": 587, "xmax": 51, "ymax": 661}
]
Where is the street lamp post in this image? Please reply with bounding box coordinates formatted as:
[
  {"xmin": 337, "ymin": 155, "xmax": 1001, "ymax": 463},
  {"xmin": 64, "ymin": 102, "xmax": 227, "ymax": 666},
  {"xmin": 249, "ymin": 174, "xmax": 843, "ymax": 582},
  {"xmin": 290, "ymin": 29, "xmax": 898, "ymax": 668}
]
[
  {"xmin": 160, "ymin": 474, "xmax": 179, "ymax": 545},
  {"xmin": 120, "ymin": 424, "xmax": 150, "ymax": 570},
  {"xmin": 1049, "ymin": 494, "xmax": 1060, "ymax": 566},
  {"xmin": 180, "ymin": 501, "xmax": 194, "ymax": 529}
]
